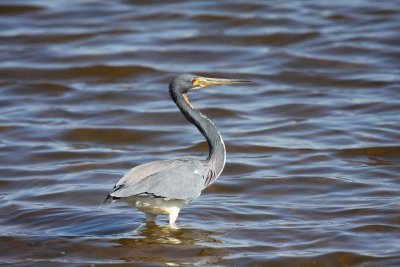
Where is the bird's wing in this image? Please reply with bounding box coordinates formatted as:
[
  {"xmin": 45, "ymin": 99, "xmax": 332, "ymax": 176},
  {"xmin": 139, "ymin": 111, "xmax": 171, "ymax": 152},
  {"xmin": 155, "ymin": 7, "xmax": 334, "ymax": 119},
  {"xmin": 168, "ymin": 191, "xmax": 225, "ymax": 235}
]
[{"xmin": 108, "ymin": 158, "xmax": 205, "ymax": 200}]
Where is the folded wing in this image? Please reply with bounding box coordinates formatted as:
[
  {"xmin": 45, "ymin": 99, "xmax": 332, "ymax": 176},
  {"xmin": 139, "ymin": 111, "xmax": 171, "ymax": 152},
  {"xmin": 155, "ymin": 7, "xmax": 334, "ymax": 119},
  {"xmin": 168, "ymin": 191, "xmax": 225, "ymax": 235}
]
[{"xmin": 108, "ymin": 158, "xmax": 205, "ymax": 201}]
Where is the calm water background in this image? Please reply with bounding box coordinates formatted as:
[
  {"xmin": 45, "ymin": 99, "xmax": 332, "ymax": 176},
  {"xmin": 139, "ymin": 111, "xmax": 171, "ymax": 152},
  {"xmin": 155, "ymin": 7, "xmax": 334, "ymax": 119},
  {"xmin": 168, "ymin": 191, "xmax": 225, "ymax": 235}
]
[{"xmin": 1, "ymin": 0, "xmax": 399, "ymax": 266}]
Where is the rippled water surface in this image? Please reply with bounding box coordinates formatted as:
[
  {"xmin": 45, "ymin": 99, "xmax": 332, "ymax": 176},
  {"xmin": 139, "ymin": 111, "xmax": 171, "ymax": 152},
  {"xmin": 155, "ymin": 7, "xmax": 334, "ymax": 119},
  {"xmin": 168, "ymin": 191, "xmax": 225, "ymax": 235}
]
[{"xmin": 1, "ymin": 0, "xmax": 400, "ymax": 266}]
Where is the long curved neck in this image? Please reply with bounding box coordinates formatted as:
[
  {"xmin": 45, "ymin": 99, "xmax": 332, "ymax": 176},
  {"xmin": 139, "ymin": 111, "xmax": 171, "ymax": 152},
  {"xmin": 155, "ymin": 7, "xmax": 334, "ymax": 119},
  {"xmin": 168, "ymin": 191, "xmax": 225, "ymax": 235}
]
[{"xmin": 170, "ymin": 90, "xmax": 226, "ymax": 185}]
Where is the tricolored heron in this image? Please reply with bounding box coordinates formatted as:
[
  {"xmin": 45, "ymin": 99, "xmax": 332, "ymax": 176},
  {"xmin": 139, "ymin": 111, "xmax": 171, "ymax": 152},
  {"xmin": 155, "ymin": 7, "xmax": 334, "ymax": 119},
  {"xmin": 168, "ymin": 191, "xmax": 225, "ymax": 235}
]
[{"xmin": 103, "ymin": 74, "xmax": 249, "ymax": 228}]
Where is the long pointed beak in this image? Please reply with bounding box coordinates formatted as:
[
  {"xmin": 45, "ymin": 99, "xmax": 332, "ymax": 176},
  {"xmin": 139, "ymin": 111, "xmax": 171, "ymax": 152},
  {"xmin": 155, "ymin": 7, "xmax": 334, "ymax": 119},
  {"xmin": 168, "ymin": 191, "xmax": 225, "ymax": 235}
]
[{"xmin": 194, "ymin": 76, "xmax": 251, "ymax": 88}]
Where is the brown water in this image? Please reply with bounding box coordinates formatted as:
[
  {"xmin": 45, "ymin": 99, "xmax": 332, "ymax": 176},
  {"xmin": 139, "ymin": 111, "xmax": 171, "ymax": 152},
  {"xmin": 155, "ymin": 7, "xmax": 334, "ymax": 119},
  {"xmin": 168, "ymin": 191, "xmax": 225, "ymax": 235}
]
[{"xmin": 1, "ymin": 1, "xmax": 400, "ymax": 266}]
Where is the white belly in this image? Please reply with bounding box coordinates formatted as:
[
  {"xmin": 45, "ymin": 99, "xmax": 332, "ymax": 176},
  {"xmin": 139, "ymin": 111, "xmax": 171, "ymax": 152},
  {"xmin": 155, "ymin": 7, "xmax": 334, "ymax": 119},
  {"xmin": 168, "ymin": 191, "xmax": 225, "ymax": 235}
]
[{"xmin": 126, "ymin": 196, "xmax": 188, "ymax": 215}]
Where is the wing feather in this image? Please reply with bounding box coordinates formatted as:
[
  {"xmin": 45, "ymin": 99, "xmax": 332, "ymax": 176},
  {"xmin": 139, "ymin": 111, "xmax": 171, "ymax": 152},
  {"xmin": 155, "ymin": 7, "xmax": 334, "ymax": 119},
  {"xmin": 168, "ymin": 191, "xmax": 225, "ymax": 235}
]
[{"xmin": 108, "ymin": 158, "xmax": 205, "ymax": 200}]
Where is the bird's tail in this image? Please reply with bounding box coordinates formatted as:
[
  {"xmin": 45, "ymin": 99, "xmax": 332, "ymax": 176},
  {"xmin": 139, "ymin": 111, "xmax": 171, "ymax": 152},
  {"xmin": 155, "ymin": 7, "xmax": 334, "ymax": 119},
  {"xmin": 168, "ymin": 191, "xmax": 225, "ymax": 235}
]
[
  {"xmin": 97, "ymin": 194, "xmax": 111, "ymax": 209},
  {"xmin": 97, "ymin": 194, "xmax": 120, "ymax": 209}
]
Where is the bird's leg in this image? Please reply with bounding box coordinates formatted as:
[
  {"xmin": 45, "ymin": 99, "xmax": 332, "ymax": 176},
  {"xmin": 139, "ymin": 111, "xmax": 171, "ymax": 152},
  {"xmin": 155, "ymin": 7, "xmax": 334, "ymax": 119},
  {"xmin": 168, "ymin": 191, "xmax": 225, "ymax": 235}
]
[
  {"xmin": 131, "ymin": 213, "xmax": 157, "ymax": 234},
  {"xmin": 131, "ymin": 223, "xmax": 146, "ymax": 235},
  {"xmin": 145, "ymin": 213, "xmax": 157, "ymax": 223},
  {"xmin": 168, "ymin": 207, "xmax": 181, "ymax": 229}
]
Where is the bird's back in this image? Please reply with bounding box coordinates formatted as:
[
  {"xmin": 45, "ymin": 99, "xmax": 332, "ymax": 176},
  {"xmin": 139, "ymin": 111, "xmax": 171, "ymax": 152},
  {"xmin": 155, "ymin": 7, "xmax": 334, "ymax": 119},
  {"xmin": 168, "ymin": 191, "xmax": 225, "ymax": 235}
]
[{"xmin": 109, "ymin": 157, "xmax": 205, "ymax": 201}]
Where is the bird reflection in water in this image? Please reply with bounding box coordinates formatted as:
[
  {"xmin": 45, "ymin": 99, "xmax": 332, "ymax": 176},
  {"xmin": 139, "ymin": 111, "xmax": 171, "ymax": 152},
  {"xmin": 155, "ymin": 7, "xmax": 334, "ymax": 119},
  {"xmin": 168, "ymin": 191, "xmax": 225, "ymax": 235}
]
[{"xmin": 112, "ymin": 223, "xmax": 227, "ymax": 265}]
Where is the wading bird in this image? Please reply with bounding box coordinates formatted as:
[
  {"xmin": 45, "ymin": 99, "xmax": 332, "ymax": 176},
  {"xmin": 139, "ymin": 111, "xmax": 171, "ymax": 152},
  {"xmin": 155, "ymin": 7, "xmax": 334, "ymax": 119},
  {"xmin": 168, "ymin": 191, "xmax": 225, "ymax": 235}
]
[{"xmin": 103, "ymin": 74, "xmax": 249, "ymax": 228}]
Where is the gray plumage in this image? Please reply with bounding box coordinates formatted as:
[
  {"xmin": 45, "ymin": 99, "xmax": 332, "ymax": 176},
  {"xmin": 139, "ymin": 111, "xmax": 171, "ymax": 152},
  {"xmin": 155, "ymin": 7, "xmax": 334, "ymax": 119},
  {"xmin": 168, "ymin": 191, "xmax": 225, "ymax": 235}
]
[
  {"xmin": 110, "ymin": 157, "xmax": 205, "ymax": 200},
  {"xmin": 103, "ymin": 73, "xmax": 249, "ymax": 228}
]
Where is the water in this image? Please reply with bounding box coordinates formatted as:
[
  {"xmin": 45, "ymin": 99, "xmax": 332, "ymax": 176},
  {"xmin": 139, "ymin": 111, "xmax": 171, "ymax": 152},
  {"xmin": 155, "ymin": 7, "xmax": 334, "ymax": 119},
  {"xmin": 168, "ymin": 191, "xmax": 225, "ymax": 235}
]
[{"xmin": 1, "ymin": 0, "xmax": 399, "ymax": 266}]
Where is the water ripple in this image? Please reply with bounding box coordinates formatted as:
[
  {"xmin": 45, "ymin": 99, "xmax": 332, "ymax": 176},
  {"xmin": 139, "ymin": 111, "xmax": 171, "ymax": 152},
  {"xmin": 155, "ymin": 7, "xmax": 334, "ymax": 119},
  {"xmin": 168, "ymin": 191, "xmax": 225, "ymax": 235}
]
[{"xmin": 0, "ymin": 0, "xmax": 399, "ymax": 266}]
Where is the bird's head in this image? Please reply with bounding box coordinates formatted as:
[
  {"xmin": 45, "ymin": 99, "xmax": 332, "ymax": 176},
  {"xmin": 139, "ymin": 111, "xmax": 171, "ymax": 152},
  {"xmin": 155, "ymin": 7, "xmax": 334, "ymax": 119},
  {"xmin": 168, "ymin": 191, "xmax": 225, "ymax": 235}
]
[{"xmin": 169, "ymin": 73, "xmax": 250, "ymax": 94}]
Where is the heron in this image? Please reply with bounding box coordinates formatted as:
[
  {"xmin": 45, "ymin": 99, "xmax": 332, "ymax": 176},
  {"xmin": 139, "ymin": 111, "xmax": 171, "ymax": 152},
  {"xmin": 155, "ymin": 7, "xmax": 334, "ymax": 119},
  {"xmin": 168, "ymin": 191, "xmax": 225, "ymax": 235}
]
[{"xmin": 103, "ymin": 73, "xmax": 249, "ymax": 228}]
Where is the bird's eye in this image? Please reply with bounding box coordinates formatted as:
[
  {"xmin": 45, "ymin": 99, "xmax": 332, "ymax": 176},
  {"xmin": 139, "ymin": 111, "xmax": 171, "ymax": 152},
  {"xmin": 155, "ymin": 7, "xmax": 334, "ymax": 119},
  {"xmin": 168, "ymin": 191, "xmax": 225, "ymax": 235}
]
[{"xmin": 190, "ymin": 78, "xmax": 196, "ymax": 84}]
